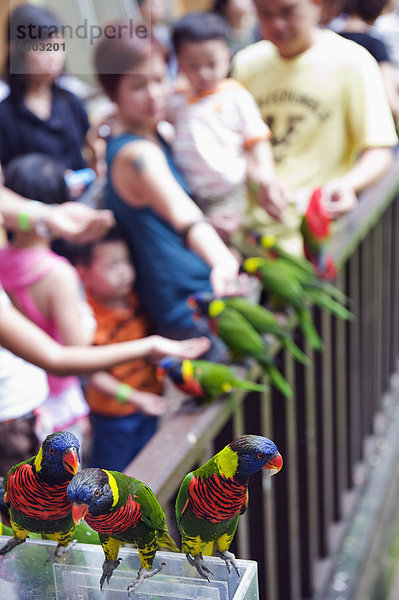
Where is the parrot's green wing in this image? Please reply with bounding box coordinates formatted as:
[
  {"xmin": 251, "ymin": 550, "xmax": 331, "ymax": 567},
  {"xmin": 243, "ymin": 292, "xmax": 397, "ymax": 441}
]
[{"xmin": 175, "ymin": 472, "xmax": 194, "ymax": 527}]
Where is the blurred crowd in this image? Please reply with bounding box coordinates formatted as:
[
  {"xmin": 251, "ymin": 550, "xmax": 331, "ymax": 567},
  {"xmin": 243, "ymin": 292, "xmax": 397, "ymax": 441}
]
[{"xmin": 0, "ymin": 0, "xmax": 398, "ymax": 476}]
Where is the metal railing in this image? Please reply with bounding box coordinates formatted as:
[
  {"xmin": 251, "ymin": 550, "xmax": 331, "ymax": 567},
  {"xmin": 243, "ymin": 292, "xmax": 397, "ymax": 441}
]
[{"xmin": 125, "ymin": 160, "xmax": 399, "ymax": 600}]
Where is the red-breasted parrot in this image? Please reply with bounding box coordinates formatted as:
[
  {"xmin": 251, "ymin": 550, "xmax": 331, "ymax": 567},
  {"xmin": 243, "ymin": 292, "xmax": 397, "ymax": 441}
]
[
  {"xmin": 0, "ymin": 431, "xmax": 80, "ymax": 562},
  {"xmin": 67, "ymin": 467, "xmax": 178, "ymax": 596},
  {"xmin": 188, "ymin": 292, "xmax": 293, "ymax": 398},
  {"xmin": 224, "ymin": 296, "xmax": 310, "ymax": 365},
  {"xmin": 300, "ymin": 187, "xmax": 337, "ymax": 280},
  {"xmin": 156, "ymin": 357, "xmax": 268, "ymax": 401},
  {"xmin": 176, "ymin": 434, "xmax": 283, "ymax": 579}
]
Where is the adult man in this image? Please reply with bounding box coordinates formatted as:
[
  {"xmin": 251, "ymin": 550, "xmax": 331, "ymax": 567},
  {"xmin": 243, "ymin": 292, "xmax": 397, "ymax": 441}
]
[{"xmin": 232, "ymin": 0, "xmax": 397, "ymax": 251}]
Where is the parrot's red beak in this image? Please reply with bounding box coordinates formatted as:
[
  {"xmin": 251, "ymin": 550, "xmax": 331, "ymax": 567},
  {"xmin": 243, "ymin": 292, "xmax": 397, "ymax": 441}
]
[
  {"xmin": 156, "ymin": 366, "xmax": 165, "ymax": 381},
  {"xmin": 263, "ymin": 451, "xmax": 283, "ymax": 475},
  {"xmin": 72, "ymin": 503, "xmax": 89, "ymax": 525},
  {"xmin": 63, "ymin": 447, "xmax": 79, "ymax": 476}
]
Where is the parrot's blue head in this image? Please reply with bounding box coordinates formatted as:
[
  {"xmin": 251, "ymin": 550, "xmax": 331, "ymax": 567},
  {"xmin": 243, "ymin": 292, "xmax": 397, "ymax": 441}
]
[
  {"xmin": 187, "ymin": 291, "xmax": 215, "ymax": 319},
  {"xmin": 156, "ymin": 357, "xmax": 184, "ymax": 384},
  {"xmin": 229, "ymin": 435, "xmax": 283, "ymax": 483},
  {"xmin": 34, "ymin": 431, "xmax": 80, "ymax": 484},
  {"xmin": 67, "ymin": 468, "xmax": 114, "ymax": 523}
]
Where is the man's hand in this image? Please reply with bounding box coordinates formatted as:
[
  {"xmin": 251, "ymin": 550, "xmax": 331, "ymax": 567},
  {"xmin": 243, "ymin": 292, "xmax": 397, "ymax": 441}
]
[
  {"xmin": 251, "ymin": 177, "xmax": 291, "ymax": 222},
  {"xmin": 321, "ymin": 181, "xmax": 358, "ymax": 219},
  {"xmin": 46, "ymin": 202, "xmax": 115, "ymax": 243}
]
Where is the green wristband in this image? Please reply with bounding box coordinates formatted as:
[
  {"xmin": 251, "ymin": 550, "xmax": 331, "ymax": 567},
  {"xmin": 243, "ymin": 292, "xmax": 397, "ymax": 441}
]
[
  {"xmin": 115, "ymin": 383, "xmax": 132, "ymax": 404},
  {"xmin": 17, "ymin": 211, "xmax": 31, "ymax": 232}
]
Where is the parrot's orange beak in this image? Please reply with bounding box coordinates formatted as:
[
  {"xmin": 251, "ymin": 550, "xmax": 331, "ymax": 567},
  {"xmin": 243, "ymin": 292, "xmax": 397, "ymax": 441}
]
[
  {"xmin": 72, "ymin": 503, "xmax": 89, "ymax": 525},
  {"xmin": 263, "ymin": 451, "xmax": 283, "ymax": 476},
  {"xmin": 156, "ymin": 366, "xmax": 166, "ymax": 381},
  {"xmin": 63, "ymin": 447, "xmax": 79, "ymax": 476}
]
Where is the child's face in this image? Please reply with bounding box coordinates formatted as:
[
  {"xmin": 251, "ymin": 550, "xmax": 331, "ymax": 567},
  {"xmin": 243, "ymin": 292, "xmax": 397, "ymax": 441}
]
[
  {"xmin": 115, "ymin": 50, "xmax": 169, "ymax": 129},
  {"xmin": 177, "ymin": 39, "xmax": 232, "ymax": 96},
  {"xmin": 82, "ymin": 241, "xmax": 135, "ymax": 300},
  {"xmin": 254, "ymin": 0, "xmax": 321, "ymax": 58}
]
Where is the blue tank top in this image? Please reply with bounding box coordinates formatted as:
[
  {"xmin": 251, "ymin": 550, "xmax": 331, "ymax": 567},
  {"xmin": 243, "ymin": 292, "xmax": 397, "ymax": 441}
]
[{"xmin": 106, "ymin": 132, "xmax": 212, "ymax": 330}]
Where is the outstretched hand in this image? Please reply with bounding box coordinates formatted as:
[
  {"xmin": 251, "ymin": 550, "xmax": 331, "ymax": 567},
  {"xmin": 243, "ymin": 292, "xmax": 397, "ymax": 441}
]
[
  {"xmin": 148, "ymin": 335, "xmax": 211, "ymax": 361},
  {"xmin": 46, "ymin": 202, "xmax": 115, "ymax": 243}
]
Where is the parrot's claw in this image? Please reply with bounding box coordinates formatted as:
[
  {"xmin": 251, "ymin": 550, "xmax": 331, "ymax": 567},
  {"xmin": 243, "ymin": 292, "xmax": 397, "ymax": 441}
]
[
  {"xmin": 215, "ymin": 550, "xmax": 240, "ymax": 577},
  {"xmin": 186, "ymin": 552, "xmax": 214, "ymax": 582},
  {"xmin": 0, "ymin": 536, "xmax": 26, "ymax": 556},
  {"xmin": 100, "ymin": 557, "xmax": 123, "ymax": 589},
  {"xmin": 127, "ymin": 563, "xmax": 166, "ymax": 597},
  {"xmin": 44, "ymin": 539, "xmax": 78, "ymax": 565}
]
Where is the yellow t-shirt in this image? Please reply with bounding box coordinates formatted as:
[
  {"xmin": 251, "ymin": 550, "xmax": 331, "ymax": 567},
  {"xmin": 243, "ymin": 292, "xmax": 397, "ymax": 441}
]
[
  {"xmin": 232, "ymin": 29, "xmax": 397, "ymax": 190},
  {"xmin": 231, "ymin": 29, "xmax": 398, "ymax": 254}
]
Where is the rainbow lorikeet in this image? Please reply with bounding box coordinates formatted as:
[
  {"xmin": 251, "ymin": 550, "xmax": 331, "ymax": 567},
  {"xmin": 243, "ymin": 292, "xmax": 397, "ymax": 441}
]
[
  {"xmin": 248, "ymin": 231, "xmax": 349, "ymax": 304},
  {"xmin": 300, "ymin": 187, "xmax": 337, "ymax": 280},
  {"xmin": 156, "ymin": 357, "xmax": 268, "ymax": 402},
  {"xmin": 188, "ymin": 292, "xmax": 293, "ymax": 398},
  {"xmin": 224, "ymin": 296, "xmax": 310, "ymax": 365},
  {"xmin": 176, "ymin": 434, "xmax": 282, "ymax": 579},
  {"xmin": 0, "ymin": 431, "xmax": 80, "ymax": 562},
  {"xmin": 67, "ymin": 468, "xmax": 179, "ymax": 596},
  {"xmin": 242, "ymin": 257, "xmax": 323, "ymax": 350}
]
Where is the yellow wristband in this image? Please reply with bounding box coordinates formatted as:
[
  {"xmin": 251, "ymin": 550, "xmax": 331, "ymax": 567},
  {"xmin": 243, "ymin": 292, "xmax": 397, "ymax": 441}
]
[
  {"xmin": 115, "ymin": 383, "xmax": 132, "ymax": 404},
  {"xmin": 17, "ymin": 211, "xmax": 31, "ymax": 232}
]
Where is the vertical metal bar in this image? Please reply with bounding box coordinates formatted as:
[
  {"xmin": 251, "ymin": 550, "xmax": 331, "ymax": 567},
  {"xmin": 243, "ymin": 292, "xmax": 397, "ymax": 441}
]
[
  {"xmin": 314, "ymin": 308, "xmax": 334, "ymax": 557},
  {"xmin": 381, "ymin": 209, "xmax": 392, "ymax": 392}
]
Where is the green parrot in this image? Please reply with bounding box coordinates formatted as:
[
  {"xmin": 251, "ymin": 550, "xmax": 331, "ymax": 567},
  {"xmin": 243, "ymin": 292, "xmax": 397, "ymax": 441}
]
[
  {"xmin": 176, "ymin": 434, "xmax": 283, "ymax": 579},
  {"xmin": 188, "ymin": 292, "xmax": 293, "ymax": 398},
  {"xmin": 156, "ymin": 357, "xmax": 268, "ymax": 402},
  {"xmin": 242, "ymin": 257, "xmax": 323, "ymax": 350},
  {"xmin": 224, "ymin": 296, "xmax": 310, "ymax": 365},
  {"xmin": 67, "ymin": 467, "xmax": 179, "ymax": 596},
  {"xmin": 248, "ymin": 230, "xmax": 348, "ymax": 304},
  {"xmin": 0, "ymin": 431, "xmax": 80, "ymax": 562}
]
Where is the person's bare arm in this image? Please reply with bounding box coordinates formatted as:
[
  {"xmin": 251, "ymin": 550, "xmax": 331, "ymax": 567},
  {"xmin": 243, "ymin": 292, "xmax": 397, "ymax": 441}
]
[
  {"xmin": 0, "ymin": 184, "xmax": 114, "ymax": 242},
  {"xmin": 111, "ymin": 140, "xmax": 240, "ymax": 296},
  {"xmin": 0, "ymin": 298, "xmax": 210, "ymax": 376},
  {"xmin": 89, "ymin": 371, "xmax": 167, "ymax": 416}
]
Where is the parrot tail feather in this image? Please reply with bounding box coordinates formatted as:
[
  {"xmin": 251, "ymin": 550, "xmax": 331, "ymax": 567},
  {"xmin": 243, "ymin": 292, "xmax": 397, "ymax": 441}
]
[
  {"xmin": 158, "ymin": 531, "xmax": 180, "ymax": 553},
  {"xmin": 263, "ymin": 365, "xmax": 293, "ymax": 398},
  {"xmin": 297, "ymin": 309, "xmax": 323, "ymax": 351},
  {"xmin": 282, "ymin": 337, "xmax": 310, "ymax": 365},
  {"xmin": 306, "ymin": 290, "xmax": 354, "ymax": 320},
  {"xmin": 234, "ymin": 379, "xmax": 269, "ymax": 393}
]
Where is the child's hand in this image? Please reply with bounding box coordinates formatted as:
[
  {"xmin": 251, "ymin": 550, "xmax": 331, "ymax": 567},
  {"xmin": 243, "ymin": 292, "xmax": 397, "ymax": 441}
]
[
  {"xmin": 256, "ymin": 177, "xmax": 291, "ymax": 222},
  {"xmin": 148, "ymin": 335, "xmax": 211, "ymax": 360},
  {"xmin": 129, "ymin": 391, "xmax": 168, "ymax": 416}
]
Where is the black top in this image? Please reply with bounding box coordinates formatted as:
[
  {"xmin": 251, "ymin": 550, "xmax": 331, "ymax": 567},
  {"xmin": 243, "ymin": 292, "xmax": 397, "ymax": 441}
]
[
  {"xmin": 0, "ymin": 83, "xmax": 89, "ymax": 170},
  {"xmin": 339, "ymin": 31, "xmax": 391, "ymax": 63}
]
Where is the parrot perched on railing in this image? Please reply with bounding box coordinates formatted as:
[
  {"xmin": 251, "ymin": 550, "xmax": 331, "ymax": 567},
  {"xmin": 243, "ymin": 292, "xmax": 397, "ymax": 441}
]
[
  {"xmin": 176, "ymin": 434, "xmax": 282, "ymax": 580},
  {"xmin": 223, "ymin": 296, "xmax": 310, "ymax": 365},
  {"xmin": 242, "ymin": 257, "xmax": 323, "ymax": 350},
  {"xmin": 156, "ymin": 357, "xmax": 268, "ymax": 402},
  {"xmin": 300, "ymin": 187, "xmax": 337, "ymax": 280},
  {"xmin": 188, "ymin": 292, "xmax": 293, "ymax": 398},
  {"xmin": 67, "ymin": 467, "xmax": 178, "ymax": 596},
  {"xmin": 0, "ymin": 431, "xmax": 80, "ymax": 562}
]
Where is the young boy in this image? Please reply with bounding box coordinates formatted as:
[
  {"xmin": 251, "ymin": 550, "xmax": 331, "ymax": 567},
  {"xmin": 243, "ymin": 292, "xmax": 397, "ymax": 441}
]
[
  {"xmin": 70, "ymin": 226, "xmax": 177, "ymax": 471},
  {"xmin": 170, "ymin": 11, "xmax": 287, "ymax": 244}
]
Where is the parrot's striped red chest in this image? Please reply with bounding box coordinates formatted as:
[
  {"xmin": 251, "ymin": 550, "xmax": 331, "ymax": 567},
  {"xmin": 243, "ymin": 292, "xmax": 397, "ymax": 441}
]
[
  {"xmin": 5, "ymin": 464, "xmax": 71, "ymax": 520},
  {"xmin": 85, "ymin": 493, "xmax": 141, "ymax": 534},
  {"xmin": 186, "ymin": 473, "xmax": 247, "ymax": 523}
]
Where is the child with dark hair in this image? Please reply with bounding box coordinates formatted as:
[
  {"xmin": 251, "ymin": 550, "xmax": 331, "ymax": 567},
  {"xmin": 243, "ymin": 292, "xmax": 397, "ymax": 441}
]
[
  {"xmin": 69, "ymin": 226, "xmax": 176, "ymax": 471},
  {"xmin": 0, "ymin": 153, "xmax": 95, "ymax": 444},
  {"xmin": 169, "ymin": 11, "xmax": 285, "ymax": 244},
  {"xmin": 0, "ymin": 4, "xmax": 93, "ymax": 197}
]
